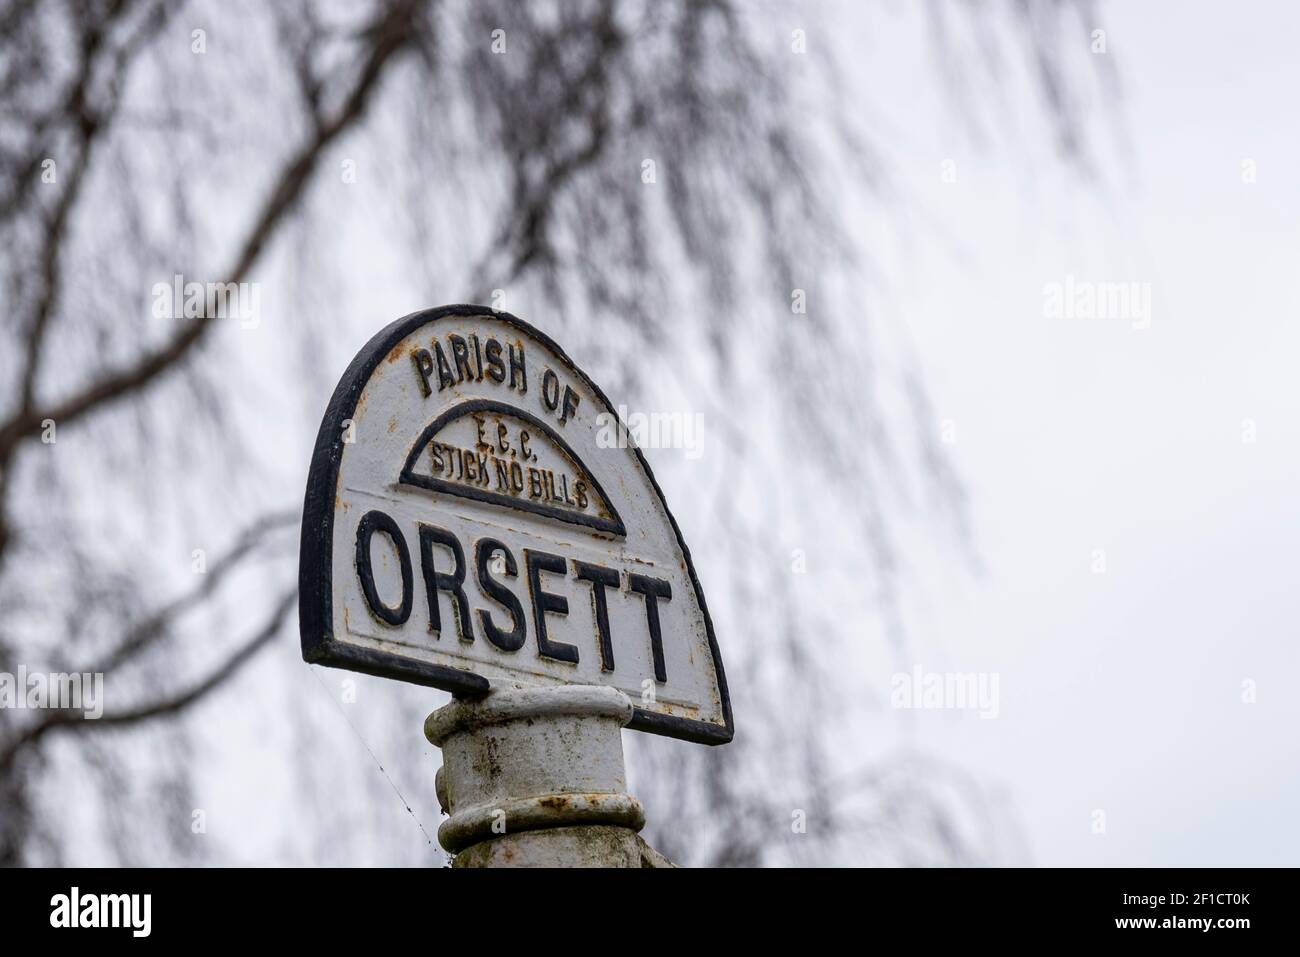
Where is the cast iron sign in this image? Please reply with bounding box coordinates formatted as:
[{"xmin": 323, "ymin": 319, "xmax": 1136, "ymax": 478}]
[{"xmin": 299, "ymin": 305, "xmax": 732, "ymax": 744}]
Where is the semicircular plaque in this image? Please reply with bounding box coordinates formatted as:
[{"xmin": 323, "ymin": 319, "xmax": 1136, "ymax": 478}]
[{"xmin": 399, "ymin": 399, "xmax": 626, "ymax": 537}]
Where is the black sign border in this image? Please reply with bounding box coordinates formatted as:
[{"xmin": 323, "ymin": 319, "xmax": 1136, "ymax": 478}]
[{"xmin": 300, "ymin": 305, "xmax": 734, "ymax": 745}]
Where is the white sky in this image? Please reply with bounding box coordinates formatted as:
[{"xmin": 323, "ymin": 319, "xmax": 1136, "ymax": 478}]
[{"xmin": 857, "ymin": 0, "xmax": 1300, "ymax": 865}]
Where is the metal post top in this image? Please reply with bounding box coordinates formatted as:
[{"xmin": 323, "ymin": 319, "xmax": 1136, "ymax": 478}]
[{"xmin": 423, "ymin": 682, "xmax": 634, "ymax": 746}]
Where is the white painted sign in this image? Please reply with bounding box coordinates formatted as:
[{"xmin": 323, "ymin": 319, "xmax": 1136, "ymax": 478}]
[{"xmin": 300, "ymin": 306, "xmax": 732, "ymax": 744}]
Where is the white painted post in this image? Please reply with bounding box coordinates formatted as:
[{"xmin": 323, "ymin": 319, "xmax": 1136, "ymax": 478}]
[{"xmin": 425, "ymin": 683, "xmax": 672, "ymax": 867}]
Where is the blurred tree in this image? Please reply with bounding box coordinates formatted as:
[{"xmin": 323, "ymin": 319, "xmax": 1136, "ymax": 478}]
[{"xmin": 0, "ymin": 0, "xmax": 1112, "ymax": 865}]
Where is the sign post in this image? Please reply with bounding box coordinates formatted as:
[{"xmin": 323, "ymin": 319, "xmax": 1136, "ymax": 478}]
[{"xmin": 299, "ymin": 305, "xmax": 731, "ymax": 865}]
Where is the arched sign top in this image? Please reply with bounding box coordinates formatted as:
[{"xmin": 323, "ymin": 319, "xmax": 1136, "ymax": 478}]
[{"xmin": 299, "ymin": 305, "xmax": 733, "ymax": 745}]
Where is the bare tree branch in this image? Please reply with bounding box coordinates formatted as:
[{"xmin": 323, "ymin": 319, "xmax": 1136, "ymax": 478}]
[
  {"xmin": 1, "ymin": 588, "xmax": 295, "ymax": 766},
  {"xmin": 86, "ymin": 508, "xmax": 296, "ymax": 675},
  {"xmin": 0, "ymin": 0, "xmax": 1113, "ymax": 867},
  {"xmin": 0, "ymin": 0, "xmax": 419, "ymax": 467},
  {"xmin": 87, "ymin": 587, "xmax": 296, "ymax": 729}
]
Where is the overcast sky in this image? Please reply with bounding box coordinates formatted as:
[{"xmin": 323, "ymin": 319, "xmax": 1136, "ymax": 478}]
[{"xmin": 852, "ymin": 0, "xmax": 1300, "ymax": 865}]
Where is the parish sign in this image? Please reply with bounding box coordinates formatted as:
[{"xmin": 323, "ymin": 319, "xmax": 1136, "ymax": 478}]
[{"xmin": 299, "ymin": 305, "xmax": 732, "ymax": 744}]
